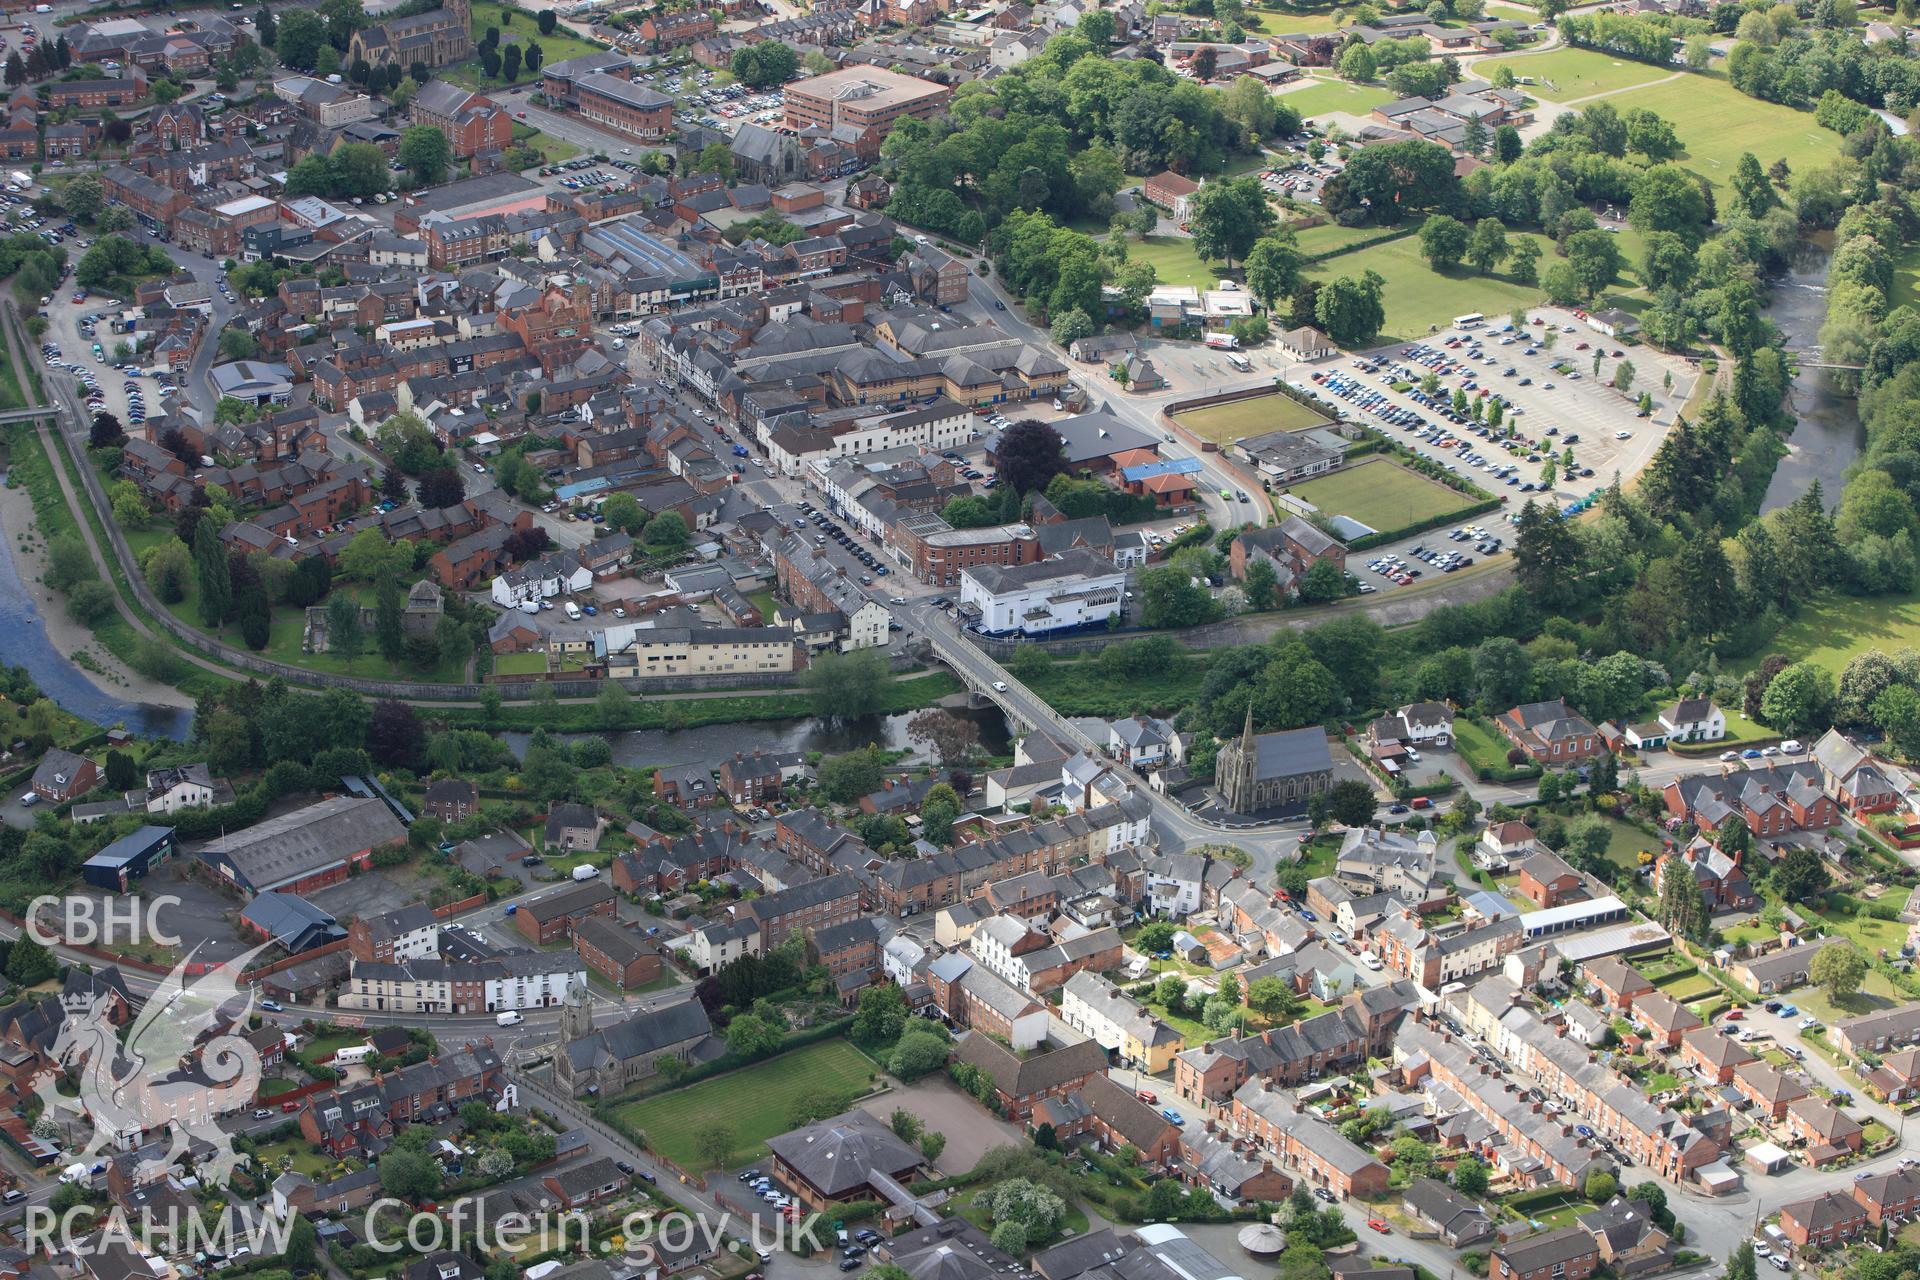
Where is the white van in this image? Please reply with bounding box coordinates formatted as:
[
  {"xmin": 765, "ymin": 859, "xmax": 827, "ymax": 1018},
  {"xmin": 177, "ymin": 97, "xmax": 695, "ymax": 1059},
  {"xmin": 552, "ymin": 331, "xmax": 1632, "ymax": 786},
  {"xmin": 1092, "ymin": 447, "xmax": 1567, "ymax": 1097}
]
[
  {"xmin": 496, "ymin": 1010, "xmax": 524, "ymax": 1027},
  {"xmin": 564, "ymin": 601, "xmax": 582, "ymax": 620}
]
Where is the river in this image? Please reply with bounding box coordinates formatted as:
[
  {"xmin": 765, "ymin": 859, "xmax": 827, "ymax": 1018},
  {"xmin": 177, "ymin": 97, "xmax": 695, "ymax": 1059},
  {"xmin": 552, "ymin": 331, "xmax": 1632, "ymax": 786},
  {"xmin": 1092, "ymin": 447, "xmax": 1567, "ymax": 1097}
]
[
  {"xmin": 501, "ymin": 702, "xmax": 1014, "ymax": 770},
  {"xmin": 1760, "ymin": 245, "xmax": 1865, "ymax": 513},
  {"xmin": 0, "ymin": 466, "xmax": 192, "ymax": 740}
]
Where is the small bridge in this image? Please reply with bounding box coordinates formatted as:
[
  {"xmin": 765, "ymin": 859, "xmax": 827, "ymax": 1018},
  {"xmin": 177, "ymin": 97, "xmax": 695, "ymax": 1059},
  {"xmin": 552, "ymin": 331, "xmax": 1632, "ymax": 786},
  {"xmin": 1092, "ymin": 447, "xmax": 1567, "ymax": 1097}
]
[{"xmin": 0, "ymin": 405, "xmax": 58, "ymax": 424}]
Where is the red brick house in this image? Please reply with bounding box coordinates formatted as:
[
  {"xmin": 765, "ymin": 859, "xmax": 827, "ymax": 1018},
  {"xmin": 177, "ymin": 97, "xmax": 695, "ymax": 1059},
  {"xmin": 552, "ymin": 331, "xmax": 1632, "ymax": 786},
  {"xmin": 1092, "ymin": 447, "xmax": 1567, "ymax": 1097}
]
[
  {"xmin": 1663, "ymin": 763, "xmax": 1837, "ymax": 837},
  {"xmin": 571, "ymin": 916, "xmax": 663, "ymax": 990},
  {"xmin": 411, "ymin": 81, "xmax": 514, "ymax": 159},
  {"xmin": 950, "ymin": 1034, "xmax": 1107, "ymax": 1124},
  {"xmin": 1852, "ymin": 1168, "xmax": 1920, "ymax": 1225},
  {"xmin": 512, "ymin": 879, "xmax": 617, "ymax": 944},
  {"xmin": 1778, "ymin": 1192, "xmax": 1868, "ymax": 1249},
  {"xmin": 1497, "ymin": 699, "xmax": 1606, "ymax": 764},
  {"xmin": 30, "ymin": 748, "xmax": 98, "ymax": 804},
  {"xmin": 1490, "ymin": 1229, "xmax": 1600, "ymax": 1280},
  {"xmin": 716, "ymin": 750, "xmax": 783, "ymax": 807},
  {"xmin": 1516, "ymin": 848, "xmax": 1582, "ymax": 909},
  {"xmin": 1142, "ymin": 169, "xmax": 1200, "ymax": 219}
]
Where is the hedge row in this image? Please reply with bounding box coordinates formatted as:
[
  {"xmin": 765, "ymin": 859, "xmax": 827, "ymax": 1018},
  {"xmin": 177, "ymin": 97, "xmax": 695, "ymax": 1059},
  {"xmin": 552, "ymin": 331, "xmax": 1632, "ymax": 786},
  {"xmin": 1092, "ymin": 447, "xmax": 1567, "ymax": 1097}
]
[{"xmin": 1348, "ymin": 496, "xmax": 1505, "ymax": 553}]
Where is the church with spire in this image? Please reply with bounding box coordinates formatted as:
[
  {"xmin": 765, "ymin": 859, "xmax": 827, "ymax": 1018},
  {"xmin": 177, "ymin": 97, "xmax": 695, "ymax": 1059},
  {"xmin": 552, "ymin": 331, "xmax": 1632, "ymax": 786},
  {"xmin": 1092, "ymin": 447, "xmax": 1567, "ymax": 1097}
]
[{"xmin": 1214, "ymin": 707, "xmax": 1336, "ymax": 815}]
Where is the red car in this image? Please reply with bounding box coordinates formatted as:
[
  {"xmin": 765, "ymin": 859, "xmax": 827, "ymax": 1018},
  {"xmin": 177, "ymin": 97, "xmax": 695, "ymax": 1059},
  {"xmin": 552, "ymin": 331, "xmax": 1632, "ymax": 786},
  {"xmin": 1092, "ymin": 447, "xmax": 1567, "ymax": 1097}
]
[
  {"xmin": 1137, "ymin": 1089, "xmax": 1158, "ymax": 1105},
  {"xmin": 1724, "ymin": 1008, "xmax": 1744, "ymax": 1021},
  {"xmin": 1367, "ymin": 1220, "xmax": 1391, "ymax": 1235}
]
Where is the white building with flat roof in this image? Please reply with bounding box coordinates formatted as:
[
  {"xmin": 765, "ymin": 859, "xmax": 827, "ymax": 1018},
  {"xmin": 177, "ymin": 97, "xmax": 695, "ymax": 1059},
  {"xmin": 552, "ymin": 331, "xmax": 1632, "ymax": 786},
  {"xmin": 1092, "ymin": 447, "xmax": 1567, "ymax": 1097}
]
[{"xmin": 959, "ymin": 549, "xmax": 1125, "ymax": 637}]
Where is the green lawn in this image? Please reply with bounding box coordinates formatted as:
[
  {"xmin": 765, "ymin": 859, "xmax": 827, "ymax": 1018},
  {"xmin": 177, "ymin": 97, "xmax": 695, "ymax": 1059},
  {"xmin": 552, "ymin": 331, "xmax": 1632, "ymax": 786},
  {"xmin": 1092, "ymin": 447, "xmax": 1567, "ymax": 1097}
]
[
  {"xmin": 1283, "ymin": 457, "xmax": 1479, "ymax": 532},
  {"xmin": 611, "ymin": 1040, "xmax": 879, "ymax": 1170},
  {"xmin": 1597, "ymin": 817, "xmax": 1658, "ymax": 876},
  {"xmin": 1809, "ymin": 905, "xmax": 1910, "ymax": 957},
  {"xmin": 1303, "ymin": 234, "xmax": 1553, "ymax": 343},
  {"xmin": 1475, "ymin": 48, "xmax": 1675, "ymax": 102},
  {"xmin": 1599, "ymin": 71, "xmax": 1841, "ymax": 191},
  {"xmin": 1295, "ymin": 221, "xmax": 1399, "ymax": 258},
  {"xmin": 1247, "ymin": 8, "xmax": 1347, "ymax": 33},
  {"xmin": 445, "ymin": 1, "xmax": 608, "ymax": 89},
  {"xmin": 1453, "ymin": 717, "xmax": 1514, "ymax": 775},
  {"xmin": 1275, "ymin": 77, "xmax": 1396, "ymax": 120},
  {"xmin": 1732, "ymin": 590, "xmax": 1920, "ymax": 677},
  {"xmin": 1787, "ymin": 967, "xmax": 1905, "ymax": 1025},
  {"xmin": 1131, "ymin": 236, "xmax": 1227, "ymax": 290},
  {"xmin": 1176, "ymin": 394, "xmax": 1331, "ymax": 446},
  {"xmin": 1893, "ymin": 243, "xmax": 1920, "ymax": 311},
  {"xmin": 510, "ymin": 123, "xmax": 581, "ymax": 165}
]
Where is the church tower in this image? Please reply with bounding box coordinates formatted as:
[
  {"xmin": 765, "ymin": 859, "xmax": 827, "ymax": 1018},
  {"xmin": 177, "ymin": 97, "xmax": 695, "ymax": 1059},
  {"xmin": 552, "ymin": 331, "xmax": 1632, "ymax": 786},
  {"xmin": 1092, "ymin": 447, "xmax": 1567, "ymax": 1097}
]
[{"xmin": 558, "ymin": 971, "xmax": 593, "ymax": 1044}]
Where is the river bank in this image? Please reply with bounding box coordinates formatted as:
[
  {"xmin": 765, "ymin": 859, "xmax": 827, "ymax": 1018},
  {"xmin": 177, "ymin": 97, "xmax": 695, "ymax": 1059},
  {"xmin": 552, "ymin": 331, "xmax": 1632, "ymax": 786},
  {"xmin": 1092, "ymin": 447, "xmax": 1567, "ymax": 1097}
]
[
  {"xmin": 0, "ymin": 469, "xmax": 195, "ymax": 723},
  {"xmin": 1761, "ymin": 244, "xmax": 1865, "ymax": 513}
]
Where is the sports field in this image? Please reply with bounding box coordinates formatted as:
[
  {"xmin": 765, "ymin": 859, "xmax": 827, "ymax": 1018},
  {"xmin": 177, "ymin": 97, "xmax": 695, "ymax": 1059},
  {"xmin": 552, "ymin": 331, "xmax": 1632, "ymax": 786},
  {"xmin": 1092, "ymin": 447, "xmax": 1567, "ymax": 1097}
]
[
  {"xmin": 1304, "ymin": 234, "xmax": 1554, "ymax": 343},
  {"xmin": 1131, "ymin": 236, "xmax": 1226, "ymax": 290},
  {"xmin": 1284, "ymin": 457, "xmax": 1477, "ymax": 532},
  {"xmin": 1177, "ymin": 393, "xmax": 1331, "ymax": 445},
  {"xmin": 1622, "ymin": 73, "xmax": 1842, "ymax": 190},
  {"xmin": 1476, "ymin": 49, "xmax": 1674, "ymax": 102},
  {"xmin": 1894, "ymin": 244, "xmax": 1920, "ymax": 310},
  {"xmin": 1296, "ymin": 222, "xmax": 1397, "ymax": 258},
  {"xmin": 611, "ymin": 1040, "xmax": 877, "ymax": 1170},
  {"xmin": 1274, "ymin": 78, "xmax": 1396, "ymax": 120}
]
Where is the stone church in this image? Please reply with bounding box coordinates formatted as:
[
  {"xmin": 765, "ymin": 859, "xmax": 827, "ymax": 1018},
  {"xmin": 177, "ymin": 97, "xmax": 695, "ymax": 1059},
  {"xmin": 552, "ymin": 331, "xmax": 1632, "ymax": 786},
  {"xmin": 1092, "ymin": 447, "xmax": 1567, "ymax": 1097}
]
[
  {"xmin": 553, "ymin": 973, "xmax": 715, "ymax": 1096},
  {"xmin": 1216, "ymin": 709, "xmax": 1335, "ymax": 815},
  {"xmin": 348, "ymin": 0, "xmax": 474, "ymax": 73}
]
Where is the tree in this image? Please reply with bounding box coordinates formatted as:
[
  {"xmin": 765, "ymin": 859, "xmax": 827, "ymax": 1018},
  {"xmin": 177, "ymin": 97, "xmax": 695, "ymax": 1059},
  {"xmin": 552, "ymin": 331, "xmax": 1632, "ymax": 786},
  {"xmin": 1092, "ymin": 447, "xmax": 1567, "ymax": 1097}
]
[
  {"xmin": 1656, "ymin": 855, "xmax": 1708, "ymax": 940},
  {"xmin": 1810, "ymin": 942, "xmax": 1866, "ymax": 1000},
  {"xmin": 805, "ymin": 649, "xmax": 889, "ymax": 718},
  {"xmin": 1315, "ymin": 270, "xmax": 1386, "ymax": 347},
  {"xmin": 1726, "ymin": 1243, "xmax": 1757, "ymax": 1280},
  {"xmin": 1771, "ymin": 847, "xmax": 1831, "ymax": 904},
  {"xmin": 367, "ymin": 699, "xmax": 424, "ymax": 767},
  {"xmin": 1452, "ymin": 1155, "xmax": 1490, "ymax": 1197},
  {"xmin": 695, "ymin": 142, "xmax": 734, "ymax": 180},
  {"xmin": 642, "ymin": 510, "xmax": 688, "ymax": 549},
  {"xmin": 1759, "ymin": 661, "xmax": 1833, "ymax": 734},
  {"xmin": 192, "ymin": 520, "xmax": 231, "ymax": 626},
  {"xmin": 990, "ymin": 1223, "xmax": 1028, "ymax": 1256},
  {"xmin": 692, "ymin": 1122, "xmax": 736, "ymax": 1170},
  {"xmin": 982, "ymin": 1179, "xmax": 1066, "ymax": 1237},
  {"xmin": 1509, "ymin": 238, "xmax": 1542, "ymax": 283},
  {"xmin": 142, "ymin": 537, "xmax": 193, "ymax": 603},
  {"xmin": 1465, "ymin": 218, "xmax": 1509, "ymax": 274},
  {"xmin": 398, "ymin": 125, "xmax": 451, "ymax": 185},
  {"xmin": 817, "ymin": 746, "xmax": 888, "ymax": 803},
  {"xmin": 1584, "ymin": 1171, "xmax": 1616, "ymax": 1202},
  {"xmin": 889, "ymin": 1027, "xmax": 951, "ymax": 1080},
  {"xmin": 500, "ymin": 42, "xmax": 521, "ymax": 81},
  {"xmin": 1419, "ymin": 214, "xmax": 1470, "ymax": 271},
  {"xmin": 325, "ymin": 592, "xmax": 364, "ymax": 667},
  {"xmin": 1326, "ymin": 779, "xmax": 1377, "ymax": 826},
  {"xmin": 731, "ymin": 39, "xmax": 797, "ymax": 88},
  {"xmin": 256, "ymin": 3, "xmax": 278, "ymax": 45},
  {"xmin": 907, "ymin": 708, "xmax": 982, "ymax": 765},
  {"xmin": 1050, "ymin": 308, "xmax": 1094, "ymax": 347},
  {"xmin": 996, "ymin": 420, "xmax": 1068, "ymax": 497},
  {"xmin": 1137, "ymin": 565, "xmax": 1219, "ymax": 629},
  {"xmin": 378, "ymin": 1150, "xmax": 440, "ymax": 1202},
  {"xmin": 285, "ymin": 1215, "xmax": 317, "ymax": 1274},
  {"xmin": 1245, "ymin": 234, "xmax": 1304, "ymax": 311},
  {"xmin": 417, "ymin": 466, "xmax": 465, "ymax": 509},
  {"xmin": 60, "ymin": 174, "xmax": 105, "ymax": 224},
  {"xmin": 276, "ymin": 9, "xmax": 328, "ymax": 69},
  {"xmin": 1189, "ymin": 176, "xmax": 1276, "ymax": 267},
  {"xmin": 724, "ymin": 1012, "xmax": 784, "ymax": 1058},
  {"xmin": 1337, "ymin": 42, "xmax": 1376, "ymax": 81},
  {"xmin": 1243, "ymin": 557, "xmax": 1280, "ymax": 611},
  {"xmin": 851, "ymin": 984, "xmax": 909, "ymax": 1046}
]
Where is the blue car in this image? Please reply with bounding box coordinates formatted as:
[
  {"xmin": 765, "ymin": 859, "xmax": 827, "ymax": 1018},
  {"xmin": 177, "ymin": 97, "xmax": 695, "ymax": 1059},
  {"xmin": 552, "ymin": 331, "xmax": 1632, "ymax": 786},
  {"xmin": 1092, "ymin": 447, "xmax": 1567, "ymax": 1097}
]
[
  {"xmin": 1300, "ymin": 908, "xmax": 1318, "ymax": 922},
  {"xmin": 1778, "ymin": 1004, "xmax": 1798, "ymax": 1018},
  {"xmin": 1576, "ymin": 1125, "xmax": 1595, "ymax": 1138},
  {"xmin": 1742, "ymin": 748, "xmax": 1763, "ymax": 759},
  {"xmin": 1160, "ymin": 1108, "xmax": 1186, "ymax": 1126}
]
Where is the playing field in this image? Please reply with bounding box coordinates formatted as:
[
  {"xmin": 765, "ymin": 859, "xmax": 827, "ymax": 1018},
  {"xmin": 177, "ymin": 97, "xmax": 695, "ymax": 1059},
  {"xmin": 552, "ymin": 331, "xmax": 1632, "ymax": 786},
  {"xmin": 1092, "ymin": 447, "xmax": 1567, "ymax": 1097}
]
[
  {"xmin": 1243, "ymin": 9, "xmax": 1346, "ymax": 33},
  {"xmin": 446, "ymin": 1, "xmax": 608, "ymax": 88},
  {"xmin": 1622, "ymin": 73, "xmax": 1842, "ymax": 190},
  {"xmin": 1731, "ymin": 590, "xmax": 1920, "ymax": 678},
  {"xmin": 1283, "ymin": 457, "xmax": 1477, "ymax": 532},
  {"xmin": 1274, "ymin": 78, "xmax": 1397, "ymax": 120},
  {"xmin": 1476, "ymin": 48, "xmax": 1674, "ymax": 102},
  {"xmin": 1131, "ymin": 236, "xmax": 1227, "ymax": 290},
  {"xmin": 1304, "ymin": 234, "xmax": 1555, "ymax": 344},
  {"xmin": 1296, "ymin": 221, "xmax": 1397, "ymax": 258},
  {"xmin": 612, "ymin": 1040, "xmax": 877, "ymax": 1170},
  {"xmin": 1177, "ymin": 393, "xmax": 1331, "ymax": 445}
]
